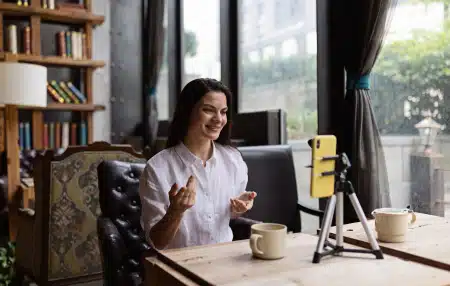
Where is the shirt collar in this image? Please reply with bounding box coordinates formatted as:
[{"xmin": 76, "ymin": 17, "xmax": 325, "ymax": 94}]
[{"xmin": 175, "ymin": 141, "xmax": 217, "ymax": 167}]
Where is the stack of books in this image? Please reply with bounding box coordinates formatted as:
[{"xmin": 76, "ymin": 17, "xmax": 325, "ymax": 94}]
[
  {"xmin": 47, "ymin": 81, "xmax": 87, "ymax": 104},
  {"xmin": 19, "ymin": 121, "xmax": 88, "ymax": 150},
  {"xmin": 6, "ymin": 24, "xmax": 31, "ymax": 54},
  {"xmin": 56, "ymin": 30, "xmax": 87, "ymax": 59}
]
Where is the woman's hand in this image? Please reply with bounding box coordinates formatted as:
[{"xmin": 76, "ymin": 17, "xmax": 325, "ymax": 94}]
[
  {"xmin": 167, "ymin": 175, "xmax": 197, "ymax": 215},
  {"xmin": 230, "ymin": 191, "xmax": 257, "ymax": 216}
]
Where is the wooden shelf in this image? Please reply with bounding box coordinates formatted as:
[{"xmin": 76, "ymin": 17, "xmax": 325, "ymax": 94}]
[
  {"xmin": 0, "ymin": 52, "xmax": 105, "ymax": 68},
  {"xmin": 0, "ymin": 2, "xmax": 104, "ymax": 25},
  {"xmin": 0, "ymin": 103, "xmax": 105, "ymax": 111}
]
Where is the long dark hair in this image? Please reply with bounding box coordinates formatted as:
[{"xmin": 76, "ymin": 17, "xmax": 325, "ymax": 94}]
[{"xmin": 166, "ymin": 78, "xmax": 233, "ymax": 149}]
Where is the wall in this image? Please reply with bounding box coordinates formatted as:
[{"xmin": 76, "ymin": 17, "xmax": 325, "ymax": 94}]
[{"xmin": 92, "ymin": 0, "xmax": 112, "ymax": 142}]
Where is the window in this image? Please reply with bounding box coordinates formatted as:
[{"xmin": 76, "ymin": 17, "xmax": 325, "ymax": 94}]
[
  {"xmin": 239, "ymin": 0, "xmax": 317, "ymax": 141},
  {"xmin": 183, "ymin": 0, "xmax": 221, "ymax": 86},
  {"xmin": 156, "ymin": 1, "xmax": 169, "ymax": 120},
  {"xmin": 372, "ymin": 0, "xmax": 449, "ymax": 217}
]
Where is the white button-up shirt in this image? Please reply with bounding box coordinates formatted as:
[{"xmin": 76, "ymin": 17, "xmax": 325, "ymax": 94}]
[{"xmin": 139, "ymin": 142, "xmax": 248, "ymax": 249}]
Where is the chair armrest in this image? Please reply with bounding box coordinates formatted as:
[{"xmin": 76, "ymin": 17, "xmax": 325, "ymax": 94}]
[
  {"xmin": 230, "ymin": 217, "xmax": 261, "ymax": 241},
  {"xmin": 97, "ymin": 216, "xmax": 128, "ymax": 286},
  {"xmin": 297, "ymin": 203, "xmax": 324, "ymax": 218}
]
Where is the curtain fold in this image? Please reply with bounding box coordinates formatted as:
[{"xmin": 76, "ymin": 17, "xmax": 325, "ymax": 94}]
[
  {"xmin": 340, "ymin": 0, "xmax": 398, "ymax": 219},
  {"xmin": 142, "ymin": 0, "xmax": 166, "ymax": 148}
]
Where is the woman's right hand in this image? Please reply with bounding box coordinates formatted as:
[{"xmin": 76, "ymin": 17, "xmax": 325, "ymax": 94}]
[{"xmin": 167, "ymin": 175, "xmax": 197, "ymax": 215}]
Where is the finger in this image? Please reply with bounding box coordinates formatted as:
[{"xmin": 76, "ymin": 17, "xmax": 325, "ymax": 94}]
[
  {"xmin": 182, "ymin": 188, "xmax": 191, "ymax": 206},
  {"xmin": 175, "ymin": 186, "xmax": 188, "ymax": 202},
  {"xmin": 246, "ymin": 200, "xmax": 254, "ymax": 210},
  {"xmin": 234, "ymin": 199, "xmax": 247, "ymax": 212},
  {"xmin": 186, "ymin": 175, "xmax": 197, "ymax": 193},
  {"xmin": 168, "ymin": 183, "xmax": 179, "ymax": 197},
  {"xmin": 230, "ymin": 199, "xmax": 237, "ymax": 211},
  {"xmin": 249, "ymin": 192, "xmax": 257, "ymax": 200},
  {"xmin": 187, "ymin": 191, "xmax": 196, "ymax": 207}
]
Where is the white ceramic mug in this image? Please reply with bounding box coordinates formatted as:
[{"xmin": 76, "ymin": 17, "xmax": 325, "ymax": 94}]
[
  {"xmin": 249, "ymin": 223, "xmax": 287, "ymax": 260},
  {"xmin": 371, "ymin": 208, "xmax": 417, "ymax": 243}
]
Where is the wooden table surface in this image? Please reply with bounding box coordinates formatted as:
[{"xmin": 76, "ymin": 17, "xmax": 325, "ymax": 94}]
[
  {"xmin": 329, "ymin": 213, "xmax": 450, "ymax": 271},
  {"xmin": 145, "ymin": 233, "xmax": 450, "ymax": 286}
]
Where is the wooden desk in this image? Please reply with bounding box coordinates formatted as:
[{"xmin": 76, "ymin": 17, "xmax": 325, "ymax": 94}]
[
  {"xmin": 144, "ymin": 233, "xmax": 450, "ymax": 286},
  {"xmin": 329, "ymin": 213, "xmax": 450, "ymax": 271}
]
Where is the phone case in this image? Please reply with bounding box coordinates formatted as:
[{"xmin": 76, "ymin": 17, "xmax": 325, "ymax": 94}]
[{"xmin": 310, "ymin": 135, "xmax": 337, "ymax": 198}]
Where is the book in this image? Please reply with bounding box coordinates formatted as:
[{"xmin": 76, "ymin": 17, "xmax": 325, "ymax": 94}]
[
  {"xmin": 62, "ymin": 122, "xmax": 69, "ymax": 148},
  {"xmin": 43, "ymin": 123, "xmax": 49, "ymax": 149},
  {"xmin": 71, "ymin": 31, "xmax": 78, "ymax": 59},
  {"xmin": 67, "ymin": 82, "xmax": 87, "ymax": 103},
  {"xmin": 65, "ymin": 31, "xmax": 71, "ymax": 58},
  {"xmin": 82, "ymin": 33, "xmax": 87, "ymax": 59},
  {"xmin": 80, "ymin": 121, "xmax": 87, "ymax": 145},
  {"xmin": 50, "ymin": 80, "xmax": 71, "ymax": 103},
  {"xmin": 49, "ymin": 122, "xmax": 55, "ymax": 149},
  {"xmin": 48, "ymin": 0, "xmax": 55, "ymax": 9},
  {"xmin": 23, "ymin": 26, "xmax": 31, "ymax": 54},
  {"xmin": 57, "ymin": 31, "xmax": 66, "ymax": 57},
  {"xmin": 19, "ymin": 122, "xmax": 24, "ymax": 150},
  {"xmin": 7, "ymin": 25, "xmax": 18, "ymax": 54},
  {"xmin": 71, "ymin": 123, "xmax": 77, "ymax": 145},
  {"xmin": 47, "ymin": 82, "xmax": 65, "ymax": 103},
  {"xmin": 24, "ymin": 122, "xmax": 31, "ymax": 150},
  {"xmin": 59, "ymin": 82, "xmax": 80, "ymax": 103},
  {"xmin": 55, "ymin": 122, "xmax": 61, "ymax": 148}
]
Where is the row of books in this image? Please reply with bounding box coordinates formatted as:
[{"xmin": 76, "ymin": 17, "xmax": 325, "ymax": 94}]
[
  {"xmin": 6, "ymin": 25, "xmax": 31, "ymax": 54},
  {"xmin": 47, "ymin": 81, "xmax": 87, "ymax": 104},
  {"xmin": 19, "ymin": 121, "xmax": 87, "ymax": 150},
  {"xmin": 14, "ymin": 0, "xmax": 86, "ymax": 10},
  {"xmin": 56, "ymin": 31, "xmax": 87, "ymax": 60}
]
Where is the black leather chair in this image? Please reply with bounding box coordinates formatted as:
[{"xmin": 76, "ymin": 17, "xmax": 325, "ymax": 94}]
[
  {"xmin": 97, "ymin": 160, "xmax": 258, "ymax": 286},
  {"xmin": 239, "ymin": 145, "xmax": 323, "ymax": 233}
]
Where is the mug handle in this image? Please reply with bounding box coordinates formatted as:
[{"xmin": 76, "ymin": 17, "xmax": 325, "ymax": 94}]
[
  {"xmin": 250, "ymin": 234, "xmax": 264, "ymax": 255},
  {"xmin": 408, "ymin": 210, "xmax": 417, "ymax": 225}
]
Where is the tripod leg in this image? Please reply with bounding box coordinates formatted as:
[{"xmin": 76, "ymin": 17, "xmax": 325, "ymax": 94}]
[
  {"xmin": 347, "ymin": 193, "xmax": 383, "ymax": 259},
  {"xmin": 313, "ymin": 195, "xmax": 336, "ymax": 263},
  {"xmin": 335, "ymin": 192, "xmax": 344, "ymax": 249}
]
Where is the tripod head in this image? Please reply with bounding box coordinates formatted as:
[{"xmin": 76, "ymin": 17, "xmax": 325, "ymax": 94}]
[{"xmin": 307, "ymin": 138, "xmax": 351, "ymax": 180}]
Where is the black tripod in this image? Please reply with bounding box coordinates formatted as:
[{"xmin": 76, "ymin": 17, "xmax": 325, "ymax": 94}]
[{"xmin": 312, "ymin": 153, "xmax": 384, "ymax": 263}]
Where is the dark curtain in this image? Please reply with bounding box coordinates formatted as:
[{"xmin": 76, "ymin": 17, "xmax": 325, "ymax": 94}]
[
  {"xmin": 142, "ymin": 0, "xmax": 166, "ymax": 148},
  {"xmin": 340, "ymin": 0, "xmax": 398, "ymax": 220}
]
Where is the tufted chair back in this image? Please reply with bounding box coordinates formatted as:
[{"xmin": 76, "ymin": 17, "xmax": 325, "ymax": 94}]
[{"xmin": 97, "ymin": 160, "xmax": 151, "ymax": 286}]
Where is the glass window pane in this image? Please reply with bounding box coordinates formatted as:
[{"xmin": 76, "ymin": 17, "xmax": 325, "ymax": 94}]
[
  {"xmin": 239, "ymin": 0, "xmax": 317, "ymax": 140},
  {"xmin": 373, "ymin": 0, "xmax": 449, "ymax": 217},
  {"xmin": 156, "ymin": 1, "xmax": 169, "ymax": 120},
  {"xmin": 183, "ymin": 0, "xmax": 221, "ymax": 86}
]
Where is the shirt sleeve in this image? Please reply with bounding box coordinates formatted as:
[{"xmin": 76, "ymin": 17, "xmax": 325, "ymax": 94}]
[
  {"xmin": 235, "ymin": 151, "xmax": 249, "ymax": 197},
  {"xmin": 139, "ymin": 163, "xmax": 168, "ymax": 245}
]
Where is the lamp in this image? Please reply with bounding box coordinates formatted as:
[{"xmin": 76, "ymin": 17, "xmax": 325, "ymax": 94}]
[
  {"xmin": 0, "ymin": 62, "xmax": 47, "ymax": 107},
  {"xmin": 0, "ymin": 62, "xmax": 47, "ymax": 240},
  {"xmin": 414, "ymin": 116, "xmax": 442, "ymax": 155}
]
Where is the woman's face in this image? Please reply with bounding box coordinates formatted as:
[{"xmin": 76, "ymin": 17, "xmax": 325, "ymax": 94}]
[{"xmin": 189, "ymin": 91, "xmax": 228, "ymax": 141}]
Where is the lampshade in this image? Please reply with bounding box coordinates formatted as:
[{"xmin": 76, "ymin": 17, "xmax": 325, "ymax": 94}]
[{"xmin": 0, "ymin": 62, "xmax": 47, "ymax": 107}]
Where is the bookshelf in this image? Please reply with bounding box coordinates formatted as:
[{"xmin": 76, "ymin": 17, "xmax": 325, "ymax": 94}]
[{"xmin": 0, "ymin": 0, "xmax": 105, "ymax": 239}]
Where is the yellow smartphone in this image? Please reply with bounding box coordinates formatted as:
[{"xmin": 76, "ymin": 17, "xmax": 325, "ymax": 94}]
[{"xmin": 310, "ymin": 135, "xmax": 337, "ymax": 198}]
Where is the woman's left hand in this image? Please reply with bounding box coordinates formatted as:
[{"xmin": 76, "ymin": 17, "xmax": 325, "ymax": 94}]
[{"xmin": 230, "ymin": 191, "xmax": 257, "ymax": 216}]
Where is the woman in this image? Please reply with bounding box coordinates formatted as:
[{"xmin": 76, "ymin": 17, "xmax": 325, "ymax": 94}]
[{"xmin": 139, "ymin": 78, "xmax": 257, "ymax": 250}]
